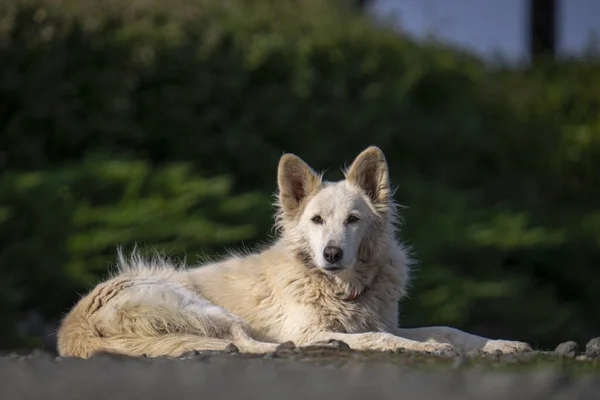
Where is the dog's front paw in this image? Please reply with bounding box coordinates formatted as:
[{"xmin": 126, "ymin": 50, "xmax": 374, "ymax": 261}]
[
  {"xmin": 482, "ymin": 340, "xmax": 532, "ymax": 354},
  {"xmin": 407, "ymin": 342, "xmax": 459, "ymax": 357}
]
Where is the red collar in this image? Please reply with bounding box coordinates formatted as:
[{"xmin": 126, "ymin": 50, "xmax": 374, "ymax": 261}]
[{"xmin": 345, "ymin": 286, "xmax": 370, "ymax": 301}]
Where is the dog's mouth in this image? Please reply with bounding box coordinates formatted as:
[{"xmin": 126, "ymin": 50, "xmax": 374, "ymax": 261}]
[{"xmin": 322, "ymin": 264, "xmax": 344, "ymax": 272}]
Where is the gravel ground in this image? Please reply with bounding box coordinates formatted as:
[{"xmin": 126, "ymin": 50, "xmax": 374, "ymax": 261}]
[{"xmin": 2, "ymin": 339, "xmax": 600, "ymax": 400}]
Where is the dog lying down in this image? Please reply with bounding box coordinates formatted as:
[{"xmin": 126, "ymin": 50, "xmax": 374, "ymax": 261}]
[{"xmin": 57, "ymin": 146, "xmax": 532, "ymax": 358}]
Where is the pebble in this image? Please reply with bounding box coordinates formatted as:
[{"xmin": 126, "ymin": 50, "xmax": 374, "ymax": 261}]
[
  {"xmin": 277, "ymin": 341, "xmax": 296, "ymax": 350},
  {"xmin": 179, "ymin": 350, "xmax": 201, "ymax": 359},
  {"xmin": 225, "ymin": 343, "xmax": 240, "ymax": 354},
  {"xmin": 555, "ymin": 341, "xmax": 579, "ymax": 358},
  {"xmin": 585, "ymin": 337, "xmax": 600, "ymax": 358},
  {"xmin": 275, "ymin": 341, "xmax": 296, "ymax": 354},
  {"xmin": 325, "ymin": 340, "xmax": 351, "ymax": 350}
]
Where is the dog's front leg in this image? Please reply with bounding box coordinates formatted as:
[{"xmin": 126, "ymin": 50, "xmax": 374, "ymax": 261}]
[
  {"xmin": 299, "ymin": 331, "xmax": 458, "ymax": 355},
  {"xmin": 394, "ymin": 326, "xmax": 532, "ymax": 355}
]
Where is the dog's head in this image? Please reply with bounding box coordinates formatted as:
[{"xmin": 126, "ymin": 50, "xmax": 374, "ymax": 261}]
[{"xmin": 276, "ymin": 146, "xmax": 396, "ymax": 275}]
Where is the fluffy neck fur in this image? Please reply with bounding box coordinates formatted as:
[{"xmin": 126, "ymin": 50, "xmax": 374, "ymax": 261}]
[{"xmin": 270, "ymin": 146, "xmax": 408, "ymax": 302}]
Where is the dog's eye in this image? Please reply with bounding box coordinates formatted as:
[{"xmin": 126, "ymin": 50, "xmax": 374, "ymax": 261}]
[
  {"xmin": 311, "ymin": 215, "xmax": 323, "ymax": 224},
  {"xmin": 346, "ymin": 215, "xmax": 359, "ymax": 224}
]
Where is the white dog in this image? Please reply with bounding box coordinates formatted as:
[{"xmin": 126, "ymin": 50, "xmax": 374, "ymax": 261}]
[{"xmin": 57, "ymin": 146, "xmax": 532, "ymax": 358}]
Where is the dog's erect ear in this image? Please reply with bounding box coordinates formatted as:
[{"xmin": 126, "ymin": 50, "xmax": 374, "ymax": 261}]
[
  {"xmin": 345, "ymin": 146, "xmax": 390, "ymax": 204},
  {"xmin": 277, "ymin": 153, "xmax": 321, "ymax": 214}
]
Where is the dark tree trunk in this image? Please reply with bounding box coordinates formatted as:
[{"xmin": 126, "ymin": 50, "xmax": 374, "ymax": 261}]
[{"xmin": 529, "ymin": 0, "xmax": 557, "ymax": 60}]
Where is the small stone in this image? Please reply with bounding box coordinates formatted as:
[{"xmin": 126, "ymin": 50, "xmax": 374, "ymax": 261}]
[
  {"xmin": 575, "ymin": 355, "xmax": 589, "ymax": 361},
  {"xmin": 326, "ymin": 339, "xmax": 350, "ymax": 350},
  {"xmin": 225, "ymin": 343, "xmax": 239, "ymax": 354},
  {"xmin": 275, "ymin": 341, "xmax": 296, "ymax": 352},
  {"xmin": 585, "ymin": 337, "xmax": 600, "ymax": 358},
  {"xmin": 277, "ymin": 340, "xmax": 296, "ymax": 350},
  {"xmin": 555, "ymin": 341, "xmax": 579, "ymax": 358},
  {"xmin": 180, "ymin": 350, "xmax": 201, "ymax": 359}
]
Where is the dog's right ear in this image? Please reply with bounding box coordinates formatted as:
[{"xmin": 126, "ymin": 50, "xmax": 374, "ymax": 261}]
[{"xmin": 277, "ymin": 153, "xmax": 321, "ymax": 215}]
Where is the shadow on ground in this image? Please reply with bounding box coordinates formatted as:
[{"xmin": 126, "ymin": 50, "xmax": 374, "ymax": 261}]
[{"xmin": 2, "ymin": 340, "xmax": 600, "ymax": 400}]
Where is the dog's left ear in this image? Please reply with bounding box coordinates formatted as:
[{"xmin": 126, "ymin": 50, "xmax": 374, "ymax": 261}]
[{"xmin": 345, "ymin": 146, "xmax": 390, "ymax": 204}]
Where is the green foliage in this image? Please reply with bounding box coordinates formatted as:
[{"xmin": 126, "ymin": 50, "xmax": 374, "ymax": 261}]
[
  {"xmin": 0, "ymin": 158, "xmax": 270, "ymax": 348},
  {"xmin": 0, "ymin": 0, "xmax": 599, "ymax": 350}
]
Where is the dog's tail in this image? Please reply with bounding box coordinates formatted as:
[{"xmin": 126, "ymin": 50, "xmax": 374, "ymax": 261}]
[
  {"xmin": 57, "ymin": 323, "xmax": 280, "ymax": 358},
  {"xmin": 58, "ymin": 310, "xmax": 238, "ymax": 358},
  {"xmin": 57, "ymin": 325, "xmax": 234, "ymax": 358},
  {"xmin": 56, "ymin": 302, "xmax": 278, "ymax": 358}
]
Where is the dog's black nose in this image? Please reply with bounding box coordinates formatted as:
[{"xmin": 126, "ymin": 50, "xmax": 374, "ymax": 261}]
[{"xmin": 323, "ymin": 246, "xmax": 343, "ymax": 263}]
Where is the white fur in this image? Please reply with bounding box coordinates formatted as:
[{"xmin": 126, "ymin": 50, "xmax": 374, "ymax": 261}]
[
  {"xmin": 56, "ymin": 146, "xmax": 532, "ymax": 358},
  {"xmin": 297, "ymin": 182, "xmax": 375, "ymax": 271}
]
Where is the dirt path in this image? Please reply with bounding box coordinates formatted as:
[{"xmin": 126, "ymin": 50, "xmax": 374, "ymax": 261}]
[{"xmin": 2, "ymin": 344, "xmax": 600, "ymax": 400}]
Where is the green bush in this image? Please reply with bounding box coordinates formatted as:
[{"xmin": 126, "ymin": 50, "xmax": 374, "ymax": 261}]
[
  {"xmin": 0, "ymin": 157, "xmax": 270, "ymax": 348},
  {"xmin": 0, "ymin": 0, "xmax": 599, "ymax": 350}
]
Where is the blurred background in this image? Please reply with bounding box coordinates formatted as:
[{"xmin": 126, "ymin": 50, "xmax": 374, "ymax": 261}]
[{"xmin": 0, "ymin": 0, "xmax": 598, "ymax": 353}]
